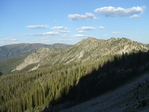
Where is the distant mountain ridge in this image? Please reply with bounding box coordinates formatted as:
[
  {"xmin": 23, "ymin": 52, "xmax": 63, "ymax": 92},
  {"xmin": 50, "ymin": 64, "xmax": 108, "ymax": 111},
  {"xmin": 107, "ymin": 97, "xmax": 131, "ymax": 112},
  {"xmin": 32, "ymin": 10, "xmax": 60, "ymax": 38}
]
[
  {"xmin": 0, "ymin": 43, "xmax": 71, "ymax": 61},
  {"xmin": 12, "ymin": 37, "xmax": 149, "ymax": 73}
]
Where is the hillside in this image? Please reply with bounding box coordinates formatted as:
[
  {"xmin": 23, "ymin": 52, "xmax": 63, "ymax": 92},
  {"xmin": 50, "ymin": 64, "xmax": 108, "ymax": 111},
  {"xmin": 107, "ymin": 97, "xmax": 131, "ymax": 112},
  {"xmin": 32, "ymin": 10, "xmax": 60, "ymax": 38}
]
[
  {"xmin": 0, "ymin": 43, "xmax": 71, "ymax": 75},
  {"xmin": 0, "ymin": 56, "xmax": 25, "ymax": 75},
  {"xmin": 0, "ymin": 43, "xmax": 71, "ymax": 62},
  {"xmin": 59, "ymin": 72, "xmax": 149, "ymax": 112},
  {"xmin": 12, "ymin": 37, "xmax": 149, "ymax": 72},
  {"xmin": 1, "ymin": 37, "xmax": 149, "ymax": 112},
  {"xmin": 11, "ymin": 47, "xmax": 61, "ymax": 72}
]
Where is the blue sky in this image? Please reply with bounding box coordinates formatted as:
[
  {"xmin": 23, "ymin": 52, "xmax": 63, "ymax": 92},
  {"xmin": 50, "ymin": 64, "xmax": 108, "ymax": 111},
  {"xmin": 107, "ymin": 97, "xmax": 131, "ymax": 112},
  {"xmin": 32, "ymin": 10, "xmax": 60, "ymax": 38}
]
[{"xmin": 0, "ymin": 0, "xmax": 149, "ymax": 46}]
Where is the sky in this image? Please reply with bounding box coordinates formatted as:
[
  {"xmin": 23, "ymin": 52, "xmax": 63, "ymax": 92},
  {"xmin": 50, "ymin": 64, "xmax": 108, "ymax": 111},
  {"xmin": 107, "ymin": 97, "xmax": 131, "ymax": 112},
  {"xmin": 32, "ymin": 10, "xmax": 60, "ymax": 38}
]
[{"xmin": 0, "ymin": 0, "xmax": 149, "ymax": 46}]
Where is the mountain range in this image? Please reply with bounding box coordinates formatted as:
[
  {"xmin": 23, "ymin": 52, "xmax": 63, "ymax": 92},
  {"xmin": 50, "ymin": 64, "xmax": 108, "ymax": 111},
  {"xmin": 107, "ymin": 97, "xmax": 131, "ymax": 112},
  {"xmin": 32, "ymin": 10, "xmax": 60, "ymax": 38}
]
[
  {"xmin": 1, "ymin": 37, "xmax": 149, "ymax": 112},
  {"xmin": 11, "ymin": 37, "xmax": 149, "ymax": 73},
  {"xmin": 0, "ymin": 37, "xmax": 149, "ymax": 75}
]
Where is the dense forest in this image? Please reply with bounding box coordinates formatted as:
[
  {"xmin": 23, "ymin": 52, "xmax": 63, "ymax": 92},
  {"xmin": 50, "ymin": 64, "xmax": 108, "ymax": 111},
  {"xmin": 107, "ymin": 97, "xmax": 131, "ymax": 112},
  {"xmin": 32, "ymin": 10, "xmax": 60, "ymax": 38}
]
[{"xmin": 1, "ymin": 50, "xmax": 149, "ymax": 112}]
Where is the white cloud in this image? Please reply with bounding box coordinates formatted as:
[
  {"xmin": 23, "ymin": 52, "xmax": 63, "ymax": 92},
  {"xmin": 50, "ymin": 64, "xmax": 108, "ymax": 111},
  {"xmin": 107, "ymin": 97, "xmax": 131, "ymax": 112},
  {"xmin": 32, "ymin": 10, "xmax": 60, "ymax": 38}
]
[
  {"xmin": 51, "ymin": 26, "xmax": 68, "ymax": 30},
  {"xmin": 76, "ymin": 26, "xmax": 96, "ymax": 32},
  {"xmin": 44, "ymin": 32, "xmax": 59, "ymax": 35},
  {"xmin": 68, "ymin": 13, "xmax": 97, "ymax": 21},
  {"xmin": 24, "ymin": 30, "xmax": 70, "ymax": 37},
  {"xmin": 73, "ymin": 34, "xmax": 91, "ymax": 37},
  {"xmin": 98, "ymin": 26, "xmax": 105, "ymax": 29},
  {"xmin": 103, "ymin": 35, "xmax": 108, "ymax": 37},
  {"xmin": 24, "ymin": 25, "xmax": 71, "ymax": 38},
  {"xmin": 26, "ymin": 25, "xmax": 49, "ymax": 29},
  {"xmin": 55, "ymin": 30, "xmax": 70, "ymax": 33},
  {"xmin": 129, "ymin": 14, "xmax": 140, "ymax": 18},
  {"xmin": 24, "ymin": 31, "xmax": 60, "ymax": 37},
  {"xmin": 94, "ymin": 6, "xmax": 146, "ymax": 18}
]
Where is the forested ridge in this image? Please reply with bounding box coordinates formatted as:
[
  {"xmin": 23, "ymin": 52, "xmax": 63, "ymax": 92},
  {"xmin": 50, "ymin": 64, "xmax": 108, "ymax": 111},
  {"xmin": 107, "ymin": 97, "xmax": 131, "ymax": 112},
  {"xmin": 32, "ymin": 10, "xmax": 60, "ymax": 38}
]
[
  {"xmin": 0, "ymin": 58, "xmax": 102, "ymax": 112},
  {"xmin": 1, "ymin": 50, "xmax": 149, "ymax": 112}
]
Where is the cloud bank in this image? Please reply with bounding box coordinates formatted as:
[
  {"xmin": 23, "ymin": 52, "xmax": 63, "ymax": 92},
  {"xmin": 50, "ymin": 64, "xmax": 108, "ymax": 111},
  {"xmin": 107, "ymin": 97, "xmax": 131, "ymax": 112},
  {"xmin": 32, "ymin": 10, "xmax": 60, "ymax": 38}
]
[
  {"xmin": 94, "ymin": 6, "xmax": 145, "ymax": 18},
  {"xmin": 68, "ymin": 13, "xmax": 97, "ymax": 21}
]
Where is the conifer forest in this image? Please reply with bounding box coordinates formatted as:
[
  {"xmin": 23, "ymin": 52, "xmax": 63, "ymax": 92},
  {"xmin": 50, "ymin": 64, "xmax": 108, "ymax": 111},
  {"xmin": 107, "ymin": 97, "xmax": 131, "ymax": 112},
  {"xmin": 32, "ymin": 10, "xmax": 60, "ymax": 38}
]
[{"xmin": 1, "ymin": 50, "xmax": 149, "ymax": 112}]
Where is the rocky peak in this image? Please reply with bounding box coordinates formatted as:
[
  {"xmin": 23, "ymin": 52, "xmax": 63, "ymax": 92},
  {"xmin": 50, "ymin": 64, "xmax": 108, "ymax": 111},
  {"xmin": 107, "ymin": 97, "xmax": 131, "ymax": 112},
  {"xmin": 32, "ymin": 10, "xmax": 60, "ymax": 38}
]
[{"xmin": 74, "ymin": 37, "xmax": 100, "ymax": 51}]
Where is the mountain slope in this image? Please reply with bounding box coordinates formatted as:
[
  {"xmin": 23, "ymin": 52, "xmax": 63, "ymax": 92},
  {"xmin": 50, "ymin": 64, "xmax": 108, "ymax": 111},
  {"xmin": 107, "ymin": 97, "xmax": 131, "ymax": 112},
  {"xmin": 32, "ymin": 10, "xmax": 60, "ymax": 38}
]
[
  {"xmin": 1, "ymin": 38, "xmax": 149, "ymax": 112},
  {"xmin": 0, "ymin": 43, "xmax": 71, "ymax": 62},
  {"xmin": 12, "ymin": 37, "xmax": 149, "ymax": 72},
  {"xmin": 59, "ymin": 72, "xmax": 149, "ymax": 112}
]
